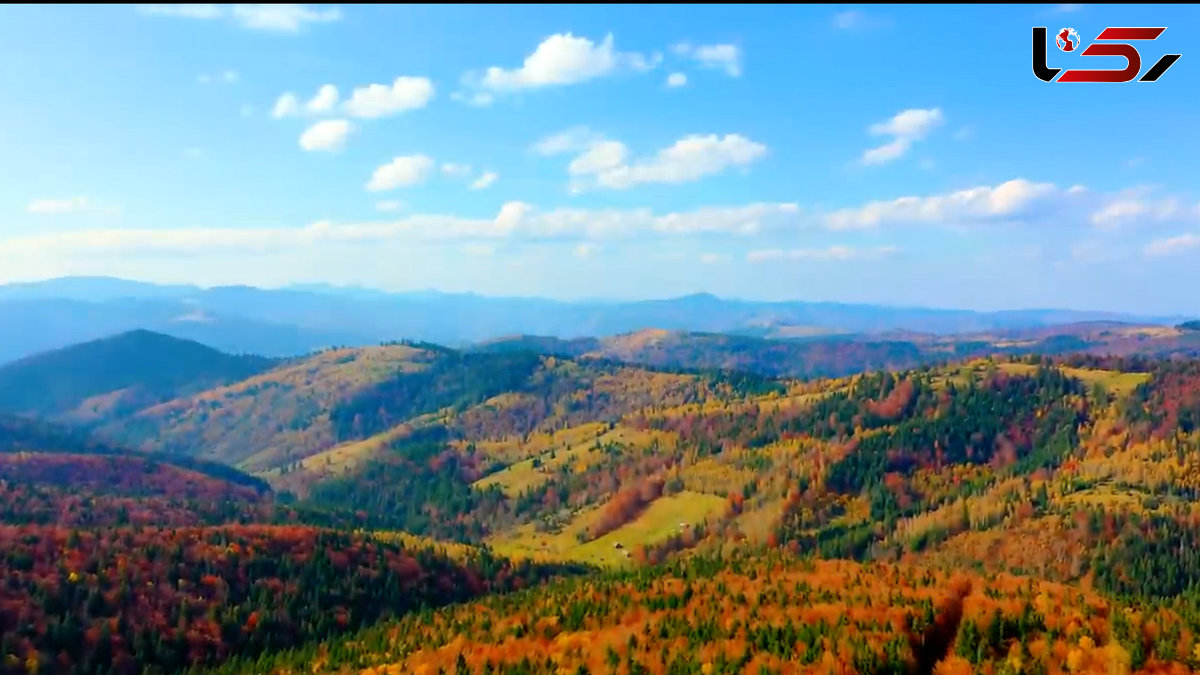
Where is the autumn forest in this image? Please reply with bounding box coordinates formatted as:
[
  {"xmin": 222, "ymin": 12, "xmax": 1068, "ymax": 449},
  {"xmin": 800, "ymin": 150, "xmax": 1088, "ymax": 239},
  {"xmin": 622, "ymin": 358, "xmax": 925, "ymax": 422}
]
[{"xmin": 2, "ymin": 326, "xmax": 1200, "ymax": 675}]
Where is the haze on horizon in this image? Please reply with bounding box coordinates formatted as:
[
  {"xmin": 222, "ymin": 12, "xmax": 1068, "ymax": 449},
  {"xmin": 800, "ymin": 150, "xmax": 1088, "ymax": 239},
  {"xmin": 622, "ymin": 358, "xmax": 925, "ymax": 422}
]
[{"xmin": 1, "ymin": 4, "xmax": 1198, "ymax": 315}]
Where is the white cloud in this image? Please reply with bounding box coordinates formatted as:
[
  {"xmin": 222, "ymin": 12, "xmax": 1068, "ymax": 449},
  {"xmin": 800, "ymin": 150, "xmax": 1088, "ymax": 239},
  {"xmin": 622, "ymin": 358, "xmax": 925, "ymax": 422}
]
[
  {"xmin": 26, "ymin": 197, "xmax": 93, "ymax": 215},
  {"xmin": 136, "ymin": 4, "xmax": 222, "ymax": 19},
  {"xmin": 861, "ymin": 108, "xmax": 944, "ymax": 165},
  {"xmin": 666, "ymin": 72, "xmax": 688, "ymax": 87},
  {"xmin": 441, "ymin": 163, "xmax": 473, "ymax": 178},
  {"xmin": 272, "ymin": 83, "xmax": 347, "ymax": 118},
  {"xmin": 1, "ymin": 202, "xmax": 803, "ymax": 259},
  {"xmin": 271, "ymin": 93, "xmax": 300, "ymax": 119},
  {"xmin": 565, "ymin": 133, "xmax": 768, "ymax": 191},
  {"xmin": 1091, "ymin": 197, "xmax": 1183, "ymax": 229},
  {"xmin": 1145, "ymin": 233, "xmax": 1200, "ymax": 257},
  {"xmin": 366, "ymin": 155, "xmax": 435, "ymax": 191},
  {"xmin": 673, "ymin": 43, "xmax": 741, "ymax": 77},
  {"xmin": 568, "ymin": 141, "xmax": 629, "ymax": 176},
  {"xmin": 825, "ymin": 178, "xmax": 1060, "ymax": 229},
  {"xmin": 861, "ymin": 138, "xmax": 911, "ymax": 166},
  {"xmin": 375, "ymin": 200, "xmax": 404, "ymax": 213},
  {"xmin": 198, "ymin": 69, "xmax": 239, "ymax": 85},
  {"xmin": 463, "ymin": 33, "xmax": 652, "ymax": 100},
  {"xmin": 230, "ymin": 4, "xmax": 342, "ymax": 32},
  {"xmin": 532, "ymin": 127, "xmax": 605, "ymax": 156},
  {"xmin": 471, "ymin": 172, "xmax": 499, "ymax": 190},
  {"xmin": 869, "ymin": 108, "xmax": 944, "ymax": 139},
  {"xmin": 343, "ymin": 76, "xmax": 435, "ymax": 118},
  {"xmin": 305, "ymin": 84, "xmax": 339, "ymax": 113},
  {"xmin": 574, "ymin": 243, "xmax": 599, "ymax": 258},
  {"xmin": 138, "ymin": 4, "xmax": 341, "ymax": 32},
  {"xmin": 747, "ymin": 246, "xmax": 897, "ymax": 262},
  {"xmin": 299, "ymin": 119, "xmax": 353, "ymax": 152}
]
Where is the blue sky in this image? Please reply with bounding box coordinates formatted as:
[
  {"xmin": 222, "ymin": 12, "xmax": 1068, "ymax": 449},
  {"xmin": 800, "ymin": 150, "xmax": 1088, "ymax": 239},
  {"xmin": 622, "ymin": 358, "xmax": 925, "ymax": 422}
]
[{"xmin": 1, "ymin": 3, "xmax": 1198, "ymax": 313}]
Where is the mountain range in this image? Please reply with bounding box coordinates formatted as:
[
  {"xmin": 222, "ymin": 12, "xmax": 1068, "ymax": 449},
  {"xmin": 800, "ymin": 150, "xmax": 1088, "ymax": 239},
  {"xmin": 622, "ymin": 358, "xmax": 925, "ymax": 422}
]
[{"xmin": 0, "ymin": 276, "xmax": 1193, "ymax": 365}]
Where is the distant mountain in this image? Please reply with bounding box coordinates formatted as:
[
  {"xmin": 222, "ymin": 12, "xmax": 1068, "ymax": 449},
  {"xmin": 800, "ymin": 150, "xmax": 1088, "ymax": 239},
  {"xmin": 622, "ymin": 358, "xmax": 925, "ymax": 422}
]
[
  {"xmin": 0, "ymin": 297, "xmax": 372, "ymax": 363},
  {"xmin": 0, "ymin": 276, "xmax": 1193, "ymax": 364},
  {"xmin": 0, "ymin": 330, "xmax": 276, "ymax": 420},
  {"xmin": 0, "ymin": 276, "xmax": 198, "ymax": 302}
]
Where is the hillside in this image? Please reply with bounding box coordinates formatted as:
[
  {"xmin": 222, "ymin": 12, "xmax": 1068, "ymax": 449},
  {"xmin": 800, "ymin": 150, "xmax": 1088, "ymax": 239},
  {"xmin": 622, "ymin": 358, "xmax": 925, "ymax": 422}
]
[
  {"xmin": 476, "ymin": 324, "xmax": 1200, "ymax": 380},
  {"xmin": 0, "ymin": 330, "xmax": 276, "ymax": 421},
  {"xmin": 103, "ymin": 343, "xmax": 435, "ymax": 472},
  {"xmin": 0, "ymin": 524, "xmax": 587, "ymax": 675},
  {"xmin": 210, "ymin": 551, "xmax": 1200, "ymax": 675},
  {"xmin": 4, "ymin": 331, "xmax": 1200, "ymax": 674}
]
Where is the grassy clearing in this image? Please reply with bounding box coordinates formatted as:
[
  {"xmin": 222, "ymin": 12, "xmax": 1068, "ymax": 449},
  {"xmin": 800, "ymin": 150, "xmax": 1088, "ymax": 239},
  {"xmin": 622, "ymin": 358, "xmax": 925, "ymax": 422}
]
[
  {"xmin": 473, "ymin": 425, "xmax": 674, "ymax": 497},
  {"xmin": 1059, "ymin": 367, "xmax": 1150, "ymax": 398},
  {"xmin": 488, "ymin": 491, "xmax": 727, "ymax": 567}
]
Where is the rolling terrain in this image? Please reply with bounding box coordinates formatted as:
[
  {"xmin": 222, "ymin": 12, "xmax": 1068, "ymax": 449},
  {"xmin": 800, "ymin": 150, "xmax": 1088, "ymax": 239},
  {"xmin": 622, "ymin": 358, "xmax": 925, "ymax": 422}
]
[
  {"xmin": 1, "ymin": 276, "xmax": 1192, "ymax": 364},
  {"xmin": 3, "ymin": 328, "xmax": 1200, "ymax": 674}
]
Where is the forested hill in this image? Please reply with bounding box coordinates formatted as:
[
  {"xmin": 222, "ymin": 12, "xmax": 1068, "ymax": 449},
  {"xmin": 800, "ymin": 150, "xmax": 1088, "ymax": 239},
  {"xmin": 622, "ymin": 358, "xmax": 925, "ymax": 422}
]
[
  {"xmin": 473, "ymin": 323, "xmax": 1200, "ymax": 379},
  {"xmin": 0, "ymin": 329, "xmax": 276, "ymax": 420}
]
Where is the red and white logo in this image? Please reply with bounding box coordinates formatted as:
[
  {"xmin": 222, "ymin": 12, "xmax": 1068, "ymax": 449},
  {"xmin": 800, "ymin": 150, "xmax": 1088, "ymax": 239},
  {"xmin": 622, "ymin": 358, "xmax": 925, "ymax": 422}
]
[
  {"xmin": 1056, "ymin": 27, "xmax": 1082, "ymax": 52},
  {"xmin": 1034, "ymin": 27, "xmax": 1181, "ymax": 83}
]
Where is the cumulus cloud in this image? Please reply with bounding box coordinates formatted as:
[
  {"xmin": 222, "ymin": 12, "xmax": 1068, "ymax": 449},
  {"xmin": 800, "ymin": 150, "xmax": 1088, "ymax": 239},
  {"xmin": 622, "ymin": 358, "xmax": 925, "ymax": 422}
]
[
  {"xmin": 299, "ymin": 119, "xmax": 353, "ymax": 151},
  {"xmin": 471, "ymin": 172, "xmax": 499, "ymax": 190},
  {"xmin": 746, "ymin": 246, "xmax": 898, "ymax": 262},
  {"xmin": 673, "ymin": 43, "xmax": 741, "ymax": 77},
  {"xmin": 343, "ymin": 77, "xmax": 435, "ymax": 118},
  {"xmin": 666, "ymin": 72, "xmax": 688, "ymax": 87},
  {"xmin": 561, "ymin": 132, "xmax": 768, "ymax": 191},
  {"xmin": 305, "ymin": 84, "xmax": 339, "ymax": 113},
  {"xmin": 271, "ymin": 93, "xmax": 301, "ymax": 119},
  {"xmin": 366, "ymin": 155, "xmax": 435, "ymax": 191},
  {"xmin": 274, "ymin": 79, "xmax": 429, "ymax": 120},
  {"xmin": 137, "ymin": 4, "xmax": 341, "ymax": 32},
  {"xmin": 861, "ymin": 108, "xmax": 944, "ymax": 166},
  {"xmin": 825, "ymin": 178, "xmax": 1061, "ymax": 229},
  {"xmin": 460, "ymin": 33, "xmax": 653, "ymax": 102},
  {"xmin": 567, "ymin": 141, "xmax": 629, "ymax": 176}
]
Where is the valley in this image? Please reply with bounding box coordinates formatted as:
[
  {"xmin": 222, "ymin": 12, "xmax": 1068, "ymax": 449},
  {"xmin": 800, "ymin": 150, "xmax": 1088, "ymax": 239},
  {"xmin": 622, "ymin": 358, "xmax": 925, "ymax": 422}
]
[{"xmin": 2, "ymin": 327, "xmax": 1200, "ymax": 674}]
